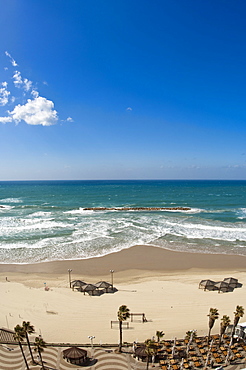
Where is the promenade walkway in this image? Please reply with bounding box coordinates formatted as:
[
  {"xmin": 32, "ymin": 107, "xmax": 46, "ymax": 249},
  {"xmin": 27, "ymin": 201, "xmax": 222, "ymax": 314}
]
[
  {"xmin": 0, "ymin": 342, "xmax": 245, "ymax": 370},
  {"xmin": 0, "ymin": 345, "xmax": 147, "ymax": 370}
]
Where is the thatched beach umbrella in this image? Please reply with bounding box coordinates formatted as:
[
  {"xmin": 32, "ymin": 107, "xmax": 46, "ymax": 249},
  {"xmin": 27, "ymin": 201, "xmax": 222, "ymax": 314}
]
[
  {"xmin": 199, "ymin": 280, "xmax": 217, "ymax": 291},
  {"xmin": 223, "ymin": 277, "xmax": 238, "ymax": 288},
  {"xmin": 82, "ymin": 284, "xmax": 98, "ymax": 295},
  {"xmin": 94, "ymin": 281, "xmax": 112, "ymax": 292},
  {"xmin": 214, "ymin": 281, "xmax": 230, "ymax": 293},
  {"xmin": 71, "ymin": 280, "xmax": 87, "ymax": 291},
  {"xmin": 63, "ymin": 347, "xmax": 87, "ymax": 365}
]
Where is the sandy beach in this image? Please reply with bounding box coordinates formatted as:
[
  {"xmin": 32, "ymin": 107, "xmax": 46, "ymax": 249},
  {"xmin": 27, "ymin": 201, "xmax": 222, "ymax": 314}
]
[{"xmin": 0, "ymin": 245, "xmax": 246, "ymax": 344}]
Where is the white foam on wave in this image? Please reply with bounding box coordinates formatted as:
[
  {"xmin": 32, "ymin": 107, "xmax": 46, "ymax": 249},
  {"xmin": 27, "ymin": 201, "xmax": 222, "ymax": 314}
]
[
  {"xmin": 0, "ymin": 205, "xmax": 13, "ymax": 211},
  {"xmin": 0, "ymin": 198, "xmax": 22, "ymax": 203},
  {"xmin": 28, "ymin": 211, "xmax": 52, "ymax": 218},
  {"xmin": 0, "ymin": 238, "xmax": 57, "ymax": 250},
  {"xmin": 165, "ymin": 220, "xmax": 246, "ymax": 241},
  {"xmin": 1, "ymin": 205, "xmax": 246, "ymax": 262},
  {"xmin": 165, "ymin": 207, "xmax": 204, "ymax": 214},
  {"xmin": 0, "ymin": 217, "xmax": 71, "ymax": 236},
  {"xmin": 237, "ymin": 208, "xmax": 246, "ymax": 219},
  {"xmin": 64, "ymin": 208, "xmax": 94, "ymax": 215}
]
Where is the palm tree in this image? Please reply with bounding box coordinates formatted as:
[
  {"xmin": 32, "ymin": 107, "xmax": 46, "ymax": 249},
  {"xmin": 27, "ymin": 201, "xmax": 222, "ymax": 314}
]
[
  {"xmin": 185, "ymin": 330, "xmax": 197, "ymax": 341},
  {"xmin": 22, "ymin": 321, "xmax": 35, "ymax": 364},
  {"xmin": 145, "ymin": 339, "xmax": 157, "ymax": 370},
  {"xmin": 207, "ymin": 308, "xmax": 219, "ymax": 342},
  {"xmin": 219, "ymin": 315, "xmax": 230, "ymax": 344},
  {"xmin": 34, "ymin": 336, "xmax": 46, "ymax": 370},
  {"xmin": 156, "ymin": 330, "xmax": 165, "ymax": 343},
  {"xmin": 117, "ymin": 305, "xmax": 130, "ymax": 352},
  {"xmin": 14, "ymin": 324, "xmax": 30, "ymax": 370},
  {"xmin": 231, "ymin": 305, "xmax": 244, "ymax": 339}
]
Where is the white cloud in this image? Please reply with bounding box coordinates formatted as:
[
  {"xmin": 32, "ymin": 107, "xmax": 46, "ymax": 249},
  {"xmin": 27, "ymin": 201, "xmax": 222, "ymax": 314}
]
[
  {"xmin": 4, "ymin": 96, "xmax": 58, "ymax": 126},
  {"xmin": 23, "ymin": 78, "xmax": 32, "ymax": 91},
  {"xmin": 1, "ymin": 51, "xmax": 70, "ymax": 127},
  {"xmin": 0, "ymin": 116, "xmax": 12, "ymax": 124},
  {"xmin": 13, "ymin": 71, "xmax": 23, "ymax": 87},
  {"xmin": 126, "ymin": 107, "xmax": 132, "ymax": 111},
  {"xmin": 5, "ymin": 51, "xmax": 18, "ymax": 66},
  {"xmin": 31, "ymin": 89, "xmax": 39, "ymax": 98},
  {"xmin": 0, "ymin": 82, "xmax": 10, "ymax": 106},
  {"xmin": 12, "ymin": 71, "xmax": 33, "ymax": 92}
]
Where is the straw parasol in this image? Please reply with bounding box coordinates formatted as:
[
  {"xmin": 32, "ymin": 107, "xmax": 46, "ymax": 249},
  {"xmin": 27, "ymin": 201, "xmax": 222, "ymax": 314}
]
[
  {"xmin": 214, "ymin": 281, "xmax": 231, "ymax": 293},
  {"xmin": 71, "ymin": 280, "xmax": 87, "ymax": 291},
  {"xmin": 223, "ymin": 277, "xmax": 238, "ymax": 288},
  {"xmin": 199, "ymin": 280, "xmax": 217, "ymax": 291},
  {"xmin": 94, "ymin": 281, "xmax": 112, "ymax": 292},
  {"xmin": 81, "ymin": 284, "xmax": 98, "ymax": 295}
]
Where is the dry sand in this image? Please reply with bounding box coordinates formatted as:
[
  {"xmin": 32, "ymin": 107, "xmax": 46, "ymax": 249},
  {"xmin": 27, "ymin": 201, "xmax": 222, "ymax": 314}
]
[{"xmin": 0, "ymin": 245, "xmax": 245, "ymax": 345}]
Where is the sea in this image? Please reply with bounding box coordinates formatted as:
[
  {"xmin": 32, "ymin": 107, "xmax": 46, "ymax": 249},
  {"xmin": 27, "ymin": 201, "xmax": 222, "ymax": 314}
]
[{"xmin": 0, "ymin": 180, "xmax": 246, "ymax": 264}]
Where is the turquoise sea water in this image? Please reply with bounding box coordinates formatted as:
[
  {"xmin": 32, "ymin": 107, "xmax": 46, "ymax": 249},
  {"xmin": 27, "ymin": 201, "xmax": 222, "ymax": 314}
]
[{"xmin": 0, "ymin": 180, "xmax": 246, "ymax": 263}]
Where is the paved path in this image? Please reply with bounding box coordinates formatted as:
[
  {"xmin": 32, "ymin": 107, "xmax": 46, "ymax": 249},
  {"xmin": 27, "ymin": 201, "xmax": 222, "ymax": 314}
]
[
  {"xmin": 0, "ymin": 344, "xmax": 245, "ymax": 370},
  {"xmin": 0, "ymin": 345, "xmax": 149, "ymax": 370}
]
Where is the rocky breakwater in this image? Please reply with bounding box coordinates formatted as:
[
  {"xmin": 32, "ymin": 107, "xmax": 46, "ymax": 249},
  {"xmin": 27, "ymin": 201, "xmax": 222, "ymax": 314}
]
[{"xmin": 83, "ymin": 207, "xmax": 191, "ymax": 211}]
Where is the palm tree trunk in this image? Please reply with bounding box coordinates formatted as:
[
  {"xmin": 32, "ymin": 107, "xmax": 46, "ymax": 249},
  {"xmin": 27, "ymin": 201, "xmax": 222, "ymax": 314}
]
[
  {"xmin": 119, "ymin": 320, "xmax": 122, "ymax": 352},
  {"xmin": 146, "ymin": 355, "xmax": 149, "ymax": 370},
  {"xmin": 208, "ymin": 328, "xmax": 211, "ymax": 344},
  {"xmin": 39, "ymin": 349, "xmax": 45, "ymax": 370},
  {"xmin": 219, "ymin": 327, "xmax": 226, "ymax": 345},
  {"xmin": 19, "ymin": 341, "xmax": 30, "ymax": 370},
  {"xmin": 25, "ymin": 334, "xmax": 35, "ymax": 364},
  {"xmin": 231, "ymin": 324, "xmax": 237, "ymax": 343},
  {"xmin": 232, "ymin": 317, "xmax": 240, "ymax": 337}
]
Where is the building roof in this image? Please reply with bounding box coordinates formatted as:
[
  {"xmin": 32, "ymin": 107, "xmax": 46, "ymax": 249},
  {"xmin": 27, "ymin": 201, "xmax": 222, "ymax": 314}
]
[{"xmin": 63, "ymin": 347, "xmax": 87, "ymax": 360}]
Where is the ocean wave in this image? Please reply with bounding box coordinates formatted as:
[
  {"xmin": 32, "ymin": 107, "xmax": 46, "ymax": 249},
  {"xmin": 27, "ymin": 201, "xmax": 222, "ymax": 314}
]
[
  {"xmin": 0, "ymin": 198, "xmax": 23, "ymax": 203},
  {"xmin": 165, "ymin": 220, "xmax": 246, "ymax": 242},
  {"xmin": 28, "ymin": 211, "xmax": 53, "ymax": 218},
  {"xmin": 64, "ymin": 208, "xmax": 94, "ymax": 215},
  {"xmin": 0, "ymin": 205, "xmax": 13, "ymax": 211},
  {"xmin": 237, "ymin": 208, "xmax": 246, "ymax": 219},
  {"xmin": 1, "ymin": 206, "xmax": 246, "ymax": 263},
  {"xmin": 0, "ymin": 217, "xmax": 72, "ymax": 236}
]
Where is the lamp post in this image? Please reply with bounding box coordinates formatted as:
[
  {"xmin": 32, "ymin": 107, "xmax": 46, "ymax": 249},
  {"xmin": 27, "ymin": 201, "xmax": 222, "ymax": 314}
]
[
  {"xmin": 110, "ymin": 269, "xmax": 114, "ymax": 289},
  {"xmin": 68, "ymin": 269, "xmax": 72, "ymax": 288},
  {"xmin": 88, "ymin": 335, "xmax": 95, "ymax": 349},
  {"xmin": 88, "ymin": 335, "xmax": 95, "ymax": 358}
]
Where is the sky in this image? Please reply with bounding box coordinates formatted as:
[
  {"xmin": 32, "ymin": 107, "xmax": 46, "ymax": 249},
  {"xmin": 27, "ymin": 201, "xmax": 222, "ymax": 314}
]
[{"xmin": 0, "ymin": 0, "xmax": 246, "ymax": 180}]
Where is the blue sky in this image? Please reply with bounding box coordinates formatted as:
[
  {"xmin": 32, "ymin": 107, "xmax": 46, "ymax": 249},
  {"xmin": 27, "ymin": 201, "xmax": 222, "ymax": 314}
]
[{"xmin": 0, "ymin": 0, "xmax": 246, "ymax": 180}]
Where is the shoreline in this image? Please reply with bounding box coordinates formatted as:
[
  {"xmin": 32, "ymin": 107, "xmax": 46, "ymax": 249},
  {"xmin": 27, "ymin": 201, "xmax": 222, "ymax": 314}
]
[
  {"xmin": 1, "ymin": 245, "xmax": 245, "ymax": 344},
  {"xmin": 1, "ymin": 245, "xmax": 246, "ymax": 276}
]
